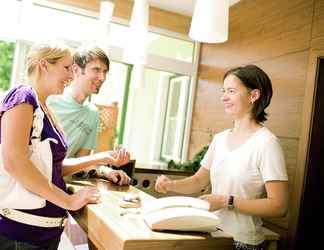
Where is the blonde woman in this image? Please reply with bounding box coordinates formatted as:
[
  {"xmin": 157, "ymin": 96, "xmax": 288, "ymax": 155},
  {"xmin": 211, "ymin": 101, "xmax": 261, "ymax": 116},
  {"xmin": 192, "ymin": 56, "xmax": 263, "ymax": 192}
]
[
  {"xmin": 0, "ymin": 43, "xmax": 125, "ymax": 249},
  {"xmin": 155, "ymin": 65, "xmax": 288, "ymax": 250}
]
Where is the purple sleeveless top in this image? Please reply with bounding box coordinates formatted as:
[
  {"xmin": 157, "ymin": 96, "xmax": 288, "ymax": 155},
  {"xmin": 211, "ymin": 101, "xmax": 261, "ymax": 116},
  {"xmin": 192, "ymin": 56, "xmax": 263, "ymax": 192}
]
[{"xmin": 0, "ymin": 85, "xmax": 68, "ymax": 247}]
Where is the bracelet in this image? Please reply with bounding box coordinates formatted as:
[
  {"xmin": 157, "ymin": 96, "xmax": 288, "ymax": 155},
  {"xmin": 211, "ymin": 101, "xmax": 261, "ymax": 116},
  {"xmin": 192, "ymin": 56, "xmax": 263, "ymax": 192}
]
[
  {"xmin": 97, "ymin": 165, "xmax": 114, "ymax": 178},
  {"xmin": 227, "ymin": 195, "xmax": 235, "ymax": 210}
]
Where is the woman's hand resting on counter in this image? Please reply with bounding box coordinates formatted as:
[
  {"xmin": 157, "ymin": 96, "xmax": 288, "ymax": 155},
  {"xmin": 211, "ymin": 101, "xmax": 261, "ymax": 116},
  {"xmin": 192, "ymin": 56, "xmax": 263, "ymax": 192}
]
[
  {"xmin": 199, "ymin": 194, "xmax": 227, "ymax": 211},
  {"xmin": 67, "ymin": 186, "xmax": 101, "ymax": 211}
]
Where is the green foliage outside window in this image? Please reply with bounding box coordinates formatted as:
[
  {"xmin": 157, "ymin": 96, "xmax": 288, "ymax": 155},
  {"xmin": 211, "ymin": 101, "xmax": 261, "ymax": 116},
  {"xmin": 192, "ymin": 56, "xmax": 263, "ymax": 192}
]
[
  {"xmin": 0, "ymin": 41, "xmax": 15, "ymax": 92},
  {"xmin": 167, "ymin": 145, "xmax": 209, "ymax": 173}
]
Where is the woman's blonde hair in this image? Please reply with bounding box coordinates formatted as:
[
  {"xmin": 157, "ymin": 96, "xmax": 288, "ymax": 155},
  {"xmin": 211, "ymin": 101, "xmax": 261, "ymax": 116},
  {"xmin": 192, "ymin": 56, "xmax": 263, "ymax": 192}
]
[{"xmin": 26, "ymin": 42, "xmax": 71, "ymax": 80}]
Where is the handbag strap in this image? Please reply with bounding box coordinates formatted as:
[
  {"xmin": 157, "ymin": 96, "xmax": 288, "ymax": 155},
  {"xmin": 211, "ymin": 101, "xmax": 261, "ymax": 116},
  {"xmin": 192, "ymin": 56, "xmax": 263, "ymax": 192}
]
[
  {"xmin": 28, "ymin": 89, "xmax": 57, "ymax": 144},
  {"xmin": 30, "ymin": 102, "xmax": 58, "ymax": 145},
  {"xmin": 30, "ymin": 106, "xmax": 45, "ymax": 141}
]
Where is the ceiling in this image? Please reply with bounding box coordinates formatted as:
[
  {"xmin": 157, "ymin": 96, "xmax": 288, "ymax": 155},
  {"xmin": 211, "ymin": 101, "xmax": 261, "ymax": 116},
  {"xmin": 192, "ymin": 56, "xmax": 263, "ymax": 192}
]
[{"xmin": 146, "ymin": 0, "xmax": 241, "ymax": 16}]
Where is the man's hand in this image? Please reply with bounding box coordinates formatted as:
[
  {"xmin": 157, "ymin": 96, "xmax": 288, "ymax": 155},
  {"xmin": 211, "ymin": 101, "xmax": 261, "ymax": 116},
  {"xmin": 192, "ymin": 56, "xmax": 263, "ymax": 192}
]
[
  {"xmin": 99, "ymin": 148, "xmax": 130, "ymax": 167},
  {"xmin": 104, "ymin": 169, "xmax": 130, "ymax": 186}
]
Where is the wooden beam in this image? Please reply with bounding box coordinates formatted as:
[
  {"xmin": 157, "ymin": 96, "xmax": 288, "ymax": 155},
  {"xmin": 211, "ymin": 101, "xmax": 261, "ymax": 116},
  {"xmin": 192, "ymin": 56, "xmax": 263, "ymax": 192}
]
[{"xmin": 48, "ymin": 0, "xmax": 191, "ymax": 34}]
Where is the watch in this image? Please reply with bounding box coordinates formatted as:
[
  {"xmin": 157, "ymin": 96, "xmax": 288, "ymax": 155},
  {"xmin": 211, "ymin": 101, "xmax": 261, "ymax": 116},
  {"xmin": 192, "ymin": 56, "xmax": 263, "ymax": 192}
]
[{"xmin": 228, "ymin": 195, "xmax": 235, "ymax": 210}]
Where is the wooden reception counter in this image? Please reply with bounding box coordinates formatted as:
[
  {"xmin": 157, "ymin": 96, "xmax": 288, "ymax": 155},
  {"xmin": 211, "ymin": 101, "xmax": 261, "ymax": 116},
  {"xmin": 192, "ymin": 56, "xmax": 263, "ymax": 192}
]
[{"xmin": 66, "ymin": 178, "xmax": 233, "ymax": 250}]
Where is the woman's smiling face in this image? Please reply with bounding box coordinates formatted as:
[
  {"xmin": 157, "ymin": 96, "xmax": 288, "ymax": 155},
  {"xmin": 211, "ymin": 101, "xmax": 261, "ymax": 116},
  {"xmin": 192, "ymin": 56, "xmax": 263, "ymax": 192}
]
[
  {"xmin": 46, "ymin": 54, "xmax": 73, "ymax": 95},
  {"xmin": 221, "ymin": 74, "xmax": 254, "ymax": 120}
]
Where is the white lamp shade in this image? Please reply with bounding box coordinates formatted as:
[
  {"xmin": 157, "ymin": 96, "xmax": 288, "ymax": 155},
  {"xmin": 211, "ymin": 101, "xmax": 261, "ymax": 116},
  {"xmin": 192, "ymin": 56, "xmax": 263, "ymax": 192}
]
[
  {"xmin": 189, "ymin": 0, "xmax": 229, "ymax": 43},
  {"xmin": 123, "ymin": 0, "xmax": 149, "ymax": 65}
]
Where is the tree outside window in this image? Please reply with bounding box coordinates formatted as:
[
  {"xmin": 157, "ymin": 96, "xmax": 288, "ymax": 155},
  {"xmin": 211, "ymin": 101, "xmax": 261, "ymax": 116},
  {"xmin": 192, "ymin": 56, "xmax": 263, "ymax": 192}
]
[{"xmin": 0, "ymin": 41, "xmax": 15, "ymax": 92}]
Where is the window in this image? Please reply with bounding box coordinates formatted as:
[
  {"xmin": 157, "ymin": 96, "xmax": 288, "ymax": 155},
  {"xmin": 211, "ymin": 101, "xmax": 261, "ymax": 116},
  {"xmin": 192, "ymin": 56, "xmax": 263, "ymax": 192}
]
[
  {"xmin": 161, "ymin": 76, "xmax": 190, "ymax": 162},
  {"xmin": 123, "ymin": 68, "xmax": 174, "ymax": 164},
  {"xmin": 122, "ymin": 69, "xmax": 192, "ymax": 165},
  {"xmin": 147, "ymin": 33, "xmax": 194, "ymax": 63}
]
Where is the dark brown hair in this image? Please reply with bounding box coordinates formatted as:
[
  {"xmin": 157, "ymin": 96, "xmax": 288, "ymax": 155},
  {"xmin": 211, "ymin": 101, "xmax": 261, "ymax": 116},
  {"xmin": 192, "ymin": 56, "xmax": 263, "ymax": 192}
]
[
  {"xmin": 223, "ymin": 65, "xmax": 273, "ymax": 123},
  {"xmin": 73, "ymin": 45, "xmax": 110, "ymax": 71}
]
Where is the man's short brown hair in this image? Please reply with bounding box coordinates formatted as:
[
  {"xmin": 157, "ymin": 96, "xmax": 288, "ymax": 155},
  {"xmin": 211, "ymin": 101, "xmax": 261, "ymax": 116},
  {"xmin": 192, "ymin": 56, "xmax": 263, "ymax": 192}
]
[{"xmin": 73, "ymin": 45, "xmax": 110, "ymax": 71}]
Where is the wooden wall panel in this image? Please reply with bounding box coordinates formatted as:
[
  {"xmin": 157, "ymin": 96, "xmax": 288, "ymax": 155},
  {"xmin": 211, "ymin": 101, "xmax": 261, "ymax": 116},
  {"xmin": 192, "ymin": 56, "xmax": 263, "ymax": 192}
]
[
  {"xmin": 311, "ymin": 0, "xmax": 324, "ymax": 39},
  {"xmin": 256, "ymin": 51, "xmax": 309, "ymax": 138},
  {"xmin": 49, "ymin": 0, "xmax": 99, "ymax": 12},
  {"xmin": 49, "ymin": 0, "xmax": 191, "ymax": 35},
  {"xmin": 189, "ymin": 130, "xmax": 214, "ymax": 158},
  {"xmin": 311, "ymin": 0, "xmax": 324, "ymax": 49},
  {"xmin": 200, "ymin": 0, "xmax": 313, "ymax": 68},
  {"xmin": 188, "ymin": 77, "xmax": 231, "ymax": 157},
  {"xmin": 149, "ymin": 7, "xmax": 191, "ymax": 34}
]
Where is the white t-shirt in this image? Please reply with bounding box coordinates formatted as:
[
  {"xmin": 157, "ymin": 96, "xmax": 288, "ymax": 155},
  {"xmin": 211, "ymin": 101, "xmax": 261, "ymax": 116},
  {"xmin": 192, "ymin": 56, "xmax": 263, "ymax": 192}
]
[{"xmin": 201, "ymin": 127, "xmax": 288, "ymax": 245}]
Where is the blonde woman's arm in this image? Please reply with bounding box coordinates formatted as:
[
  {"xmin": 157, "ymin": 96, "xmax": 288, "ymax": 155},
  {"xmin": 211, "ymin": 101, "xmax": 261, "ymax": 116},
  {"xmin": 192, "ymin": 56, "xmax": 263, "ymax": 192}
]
[{"xmin": 1, "ymin": 104, "xmax": 99, "ymax": 211}]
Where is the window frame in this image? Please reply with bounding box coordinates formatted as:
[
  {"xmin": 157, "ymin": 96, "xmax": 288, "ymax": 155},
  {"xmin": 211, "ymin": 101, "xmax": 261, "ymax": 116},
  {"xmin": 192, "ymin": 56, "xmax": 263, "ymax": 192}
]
[{"xmin": 160, "ymin": 75, "xmax": 190, "ymax": 162}]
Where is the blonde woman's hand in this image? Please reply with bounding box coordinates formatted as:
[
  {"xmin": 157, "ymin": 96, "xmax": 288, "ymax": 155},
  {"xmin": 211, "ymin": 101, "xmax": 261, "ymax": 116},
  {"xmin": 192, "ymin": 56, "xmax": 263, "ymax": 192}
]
[
  {"xmin": 155, "ymin": 175, "xmax": 172, "ymax": 193},
  {"xmin": 199, "ymin": 194, "xmax": 227, "ymax": 211},
  {"xmin": 68, "ymin": 187, "xmax": 101, "ymax": 211}
]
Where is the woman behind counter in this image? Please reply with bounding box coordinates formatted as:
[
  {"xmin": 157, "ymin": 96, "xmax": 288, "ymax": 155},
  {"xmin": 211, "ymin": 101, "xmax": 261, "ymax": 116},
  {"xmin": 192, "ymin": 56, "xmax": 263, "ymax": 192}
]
[
  {"xmin": 0, "ymin": 42, "xmax": 127, "ymax": 249},
  {"xmin": 155, "ymin": 65, "xmax": 288, "ymax": 250}
]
